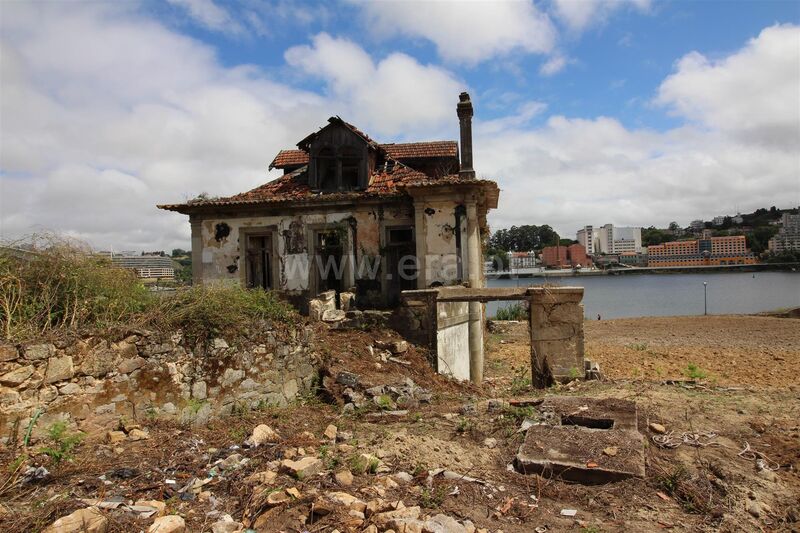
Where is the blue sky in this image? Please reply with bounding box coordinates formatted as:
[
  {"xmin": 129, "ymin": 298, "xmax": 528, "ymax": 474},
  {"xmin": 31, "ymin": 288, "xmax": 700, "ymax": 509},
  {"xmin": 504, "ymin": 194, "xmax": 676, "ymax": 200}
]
[{"xmin": 1, "ymin": 0, "xmax": 798, "ymax": 250}]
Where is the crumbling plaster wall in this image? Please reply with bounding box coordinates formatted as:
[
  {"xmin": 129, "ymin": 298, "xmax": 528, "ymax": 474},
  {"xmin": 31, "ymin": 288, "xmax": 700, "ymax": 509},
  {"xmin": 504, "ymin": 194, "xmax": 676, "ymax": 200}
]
[
  {"xmin": 414, "ymin": 200, "xmax": 465, "ymax": 286},
  {"xmin": 194, "ymin": 206, "xmax": 410, "ymax": 298}
]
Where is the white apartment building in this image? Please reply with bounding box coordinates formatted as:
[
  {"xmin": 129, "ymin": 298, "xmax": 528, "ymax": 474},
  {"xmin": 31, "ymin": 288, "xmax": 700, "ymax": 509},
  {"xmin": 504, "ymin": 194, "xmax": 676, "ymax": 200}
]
[
  {"xmin": 576, "ymin": 224, "xmax": 642, "ymax": 254},
  {"xmin": 576, "ymin": 225, "xmax": 595, "ymax": 255},
  {"xmin": 768, "ymin": 213, "xmax": 800, "ymax": 253}
]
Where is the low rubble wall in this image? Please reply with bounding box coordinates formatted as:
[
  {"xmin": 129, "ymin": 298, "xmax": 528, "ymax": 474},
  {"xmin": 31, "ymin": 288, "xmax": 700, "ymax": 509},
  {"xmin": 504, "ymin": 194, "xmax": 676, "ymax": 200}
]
[{"xmin": 0, "ymin": 323, "xmax": 318, "ymax": 442}]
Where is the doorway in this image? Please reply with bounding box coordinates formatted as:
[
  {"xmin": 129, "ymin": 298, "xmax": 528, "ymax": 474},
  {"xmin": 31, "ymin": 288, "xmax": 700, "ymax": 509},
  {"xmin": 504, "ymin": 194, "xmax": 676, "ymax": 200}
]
[
  {"xmin": 385, "ymin": 226, "xmax": 417, "ymax": 306},
  {"xmin": 316, "ymin": 230, "xmax": 344, "ymax": 294},
  {"xmin": 246, "ymin": 234, "xmax": 273, "ymax": 290}
]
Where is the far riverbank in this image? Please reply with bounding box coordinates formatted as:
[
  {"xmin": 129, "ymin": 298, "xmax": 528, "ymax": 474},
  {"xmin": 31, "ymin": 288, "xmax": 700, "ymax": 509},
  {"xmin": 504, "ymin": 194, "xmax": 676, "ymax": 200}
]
[{"xmin": 487, "ymin": 270, "xmax": 800, "ymax": 319}]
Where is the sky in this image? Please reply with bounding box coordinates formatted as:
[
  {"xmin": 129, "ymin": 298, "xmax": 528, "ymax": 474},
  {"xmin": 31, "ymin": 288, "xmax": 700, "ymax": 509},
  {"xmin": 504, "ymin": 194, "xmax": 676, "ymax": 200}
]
[{"xmin": 1, "ymin": 0, "xmax": 798, "ymax": 252}]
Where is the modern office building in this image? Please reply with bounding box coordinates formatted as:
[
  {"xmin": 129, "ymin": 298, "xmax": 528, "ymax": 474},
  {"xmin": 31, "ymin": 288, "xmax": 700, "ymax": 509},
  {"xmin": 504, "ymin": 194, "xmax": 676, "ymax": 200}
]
[
  {"xmin": 576, "ymin": 224, "xmax": 641, "ymax": 255},
  {"xmin": 576, "ymin": 225, "xmax": 595, "ymax": 255},
  {"xmin": 648, "ymin": 235, "xmax": 756, "ymax": 267}
]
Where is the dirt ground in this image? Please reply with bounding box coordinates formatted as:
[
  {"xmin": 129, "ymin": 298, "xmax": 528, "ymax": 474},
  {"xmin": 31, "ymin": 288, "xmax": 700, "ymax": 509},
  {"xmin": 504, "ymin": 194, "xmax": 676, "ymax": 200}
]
[{"xmin": 2, "ymin": 316, "xmax": 799, "ymax": 532}]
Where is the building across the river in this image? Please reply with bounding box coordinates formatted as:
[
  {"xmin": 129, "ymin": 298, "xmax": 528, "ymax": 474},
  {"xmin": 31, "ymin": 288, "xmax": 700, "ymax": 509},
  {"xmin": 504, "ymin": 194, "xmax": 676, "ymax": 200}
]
[{"xmin": 647, "ymin": 235, "xmax": 756, "ymax": 267}]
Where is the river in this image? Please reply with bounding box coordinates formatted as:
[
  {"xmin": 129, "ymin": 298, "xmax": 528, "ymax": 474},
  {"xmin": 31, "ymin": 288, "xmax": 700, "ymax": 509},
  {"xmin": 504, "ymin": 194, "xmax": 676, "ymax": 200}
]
[{"xmin": 486, "ymin": 271, "xmax": 800, "ymax": 319}]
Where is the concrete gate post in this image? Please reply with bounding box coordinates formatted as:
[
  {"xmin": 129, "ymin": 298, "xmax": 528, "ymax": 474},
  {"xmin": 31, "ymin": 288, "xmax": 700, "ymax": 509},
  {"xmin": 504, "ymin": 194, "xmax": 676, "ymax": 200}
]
[{"xmin": 529, "ymin": 287, "xmax": 585, "ymax": 388}]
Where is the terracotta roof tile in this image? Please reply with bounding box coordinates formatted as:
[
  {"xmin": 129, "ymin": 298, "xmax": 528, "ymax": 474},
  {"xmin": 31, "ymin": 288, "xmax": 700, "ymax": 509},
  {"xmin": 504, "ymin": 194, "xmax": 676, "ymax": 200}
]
[
  {"xmin": 381, "ymin": 141, "xmax": 458, "ymax": 160},
  {"xmin": 269, "ymin": 141, "xmax": 458, "ymax": 169}
]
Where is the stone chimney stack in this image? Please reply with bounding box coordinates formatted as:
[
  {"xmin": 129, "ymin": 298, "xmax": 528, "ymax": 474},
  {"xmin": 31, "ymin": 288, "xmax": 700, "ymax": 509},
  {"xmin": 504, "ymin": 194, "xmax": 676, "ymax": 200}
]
[{"xmin": 457, "ymin": 92, "xmax": 475, "ymax": 179}]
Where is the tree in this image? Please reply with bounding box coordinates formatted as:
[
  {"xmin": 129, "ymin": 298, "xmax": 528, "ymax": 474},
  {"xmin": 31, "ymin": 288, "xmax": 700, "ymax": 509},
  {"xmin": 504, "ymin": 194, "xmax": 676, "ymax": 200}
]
[{"xmin": 172, "ymin": 248, "xmax": 188, "ymax": 257}]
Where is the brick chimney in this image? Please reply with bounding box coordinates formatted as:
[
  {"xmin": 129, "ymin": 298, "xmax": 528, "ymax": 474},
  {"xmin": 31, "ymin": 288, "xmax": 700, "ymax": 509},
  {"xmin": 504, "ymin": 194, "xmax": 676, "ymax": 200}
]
[{"xmin": 457, "ymin": 92, "xmax": 475, "ymax": 179}]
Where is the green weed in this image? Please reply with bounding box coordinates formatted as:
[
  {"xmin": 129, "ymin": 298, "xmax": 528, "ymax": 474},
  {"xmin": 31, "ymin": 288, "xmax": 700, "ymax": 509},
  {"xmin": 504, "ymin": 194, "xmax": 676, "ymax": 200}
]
[
  {"xmin": 39, "ymin": 422, "xmax": 84, "ymax": 465},
  {"xmin": 685, "ymin": 363, "xmax": 707, "ymax": 380}
]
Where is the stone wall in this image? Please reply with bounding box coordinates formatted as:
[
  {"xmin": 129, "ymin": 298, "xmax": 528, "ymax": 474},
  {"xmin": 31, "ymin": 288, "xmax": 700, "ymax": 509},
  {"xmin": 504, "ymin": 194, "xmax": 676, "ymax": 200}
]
[{"xmin": 0, "ymin": 323, "xmax": 318, "ymax": 442}]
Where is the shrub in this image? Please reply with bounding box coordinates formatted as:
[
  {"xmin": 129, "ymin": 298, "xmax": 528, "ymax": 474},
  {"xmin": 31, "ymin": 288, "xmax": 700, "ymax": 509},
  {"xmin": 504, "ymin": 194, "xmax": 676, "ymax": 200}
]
[
  {"xmin": 0, "ymin": 236, "xmax": 150, "ymax": 339},
  {"xmin": 155, "ymin": 284, "xmax": 294, "ymax": 343},
  {"xmin": 494, "ymin": 302, "xmax": 527, "ymax": 321},
  {"xmin": 1, "ymin": 235, "xmax": 296, "ymax": 342}
]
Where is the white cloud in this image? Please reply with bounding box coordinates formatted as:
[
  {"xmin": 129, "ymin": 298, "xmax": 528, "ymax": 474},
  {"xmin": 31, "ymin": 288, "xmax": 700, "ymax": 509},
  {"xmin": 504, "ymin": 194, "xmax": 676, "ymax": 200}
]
[
  {"xmin": 166, "ymin": 0, "xmax": 244, "ymax": 35},
  {"xmin": 351, "ymin": 0, "xmax": 557, "ymax": 64},
  {"xmin": 539, "ymin": 54, "xmax": 569, "ymax": 76},
  {"xmin": 656, "ymin": 24, "xmax": 800, "ymax": 148},
  {"xmin": 552, "ymin": 0, "xmax": 651, "ymax": 33},
  {"xmin": 285, "ymin": 33, "xmax": 464, "ymax": 138},
  {"xmin": 0, "ymin": 2, "xmax": 325, "ymax": 251},
  {"xmin": 480, "ymin": 24, "xmax": 800, "ymax": 236}
]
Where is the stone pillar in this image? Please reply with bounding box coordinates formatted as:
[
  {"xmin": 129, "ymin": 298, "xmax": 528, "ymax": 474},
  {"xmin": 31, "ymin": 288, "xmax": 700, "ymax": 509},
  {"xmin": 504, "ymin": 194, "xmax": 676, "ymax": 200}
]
[
  {"xmin": 190, "ymin": 216, "xmax": 203, "ymax": 285},
  {"xmin": 528, "ymin": 287, "xmax": 585, "ymax": 388},
  {"xmin": 466, "ymin": 202, "xmax": 484, "ymax": 384}
]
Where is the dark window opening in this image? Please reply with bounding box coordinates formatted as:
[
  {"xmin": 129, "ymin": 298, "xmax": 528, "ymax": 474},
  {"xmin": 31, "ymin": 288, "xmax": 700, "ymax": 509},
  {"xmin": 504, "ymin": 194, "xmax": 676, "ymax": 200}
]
[
  {"xmin": 246, "ymin": 234, "xmax": 272, "ymax": 290},
  {"xmin": 388, "ymin": 228, "xmax": 413, "ymax": 244},
  {"xmin": 317, "ymin": 147, "xmax": 336, "ymax": 191},
  {"xmin": 560, "ymin": 415, "xmax": 614, "ymax": 429},
  {"xmin": 340, "ymin": 147, "xmax": 360, "ymax": 190}
]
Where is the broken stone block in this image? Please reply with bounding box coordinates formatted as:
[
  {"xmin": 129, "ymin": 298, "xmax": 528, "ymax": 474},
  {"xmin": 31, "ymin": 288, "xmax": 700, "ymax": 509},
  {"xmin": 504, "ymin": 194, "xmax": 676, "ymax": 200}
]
[
  {"xmin": 334, "ymin": 470, "xmax": 354, "ymax": 486},
  {"xmin": 0, "ymin": 365, "xmax": 34, "ymax": 386},
  {"xmin": 43, "ymin": 507, "xmax": 108, "ymax": 533},
  {"xmin": 649, "ymin": 422, "xmax": 666, "ymax": 434},
  {"xmin": 323, "ymin": 424, "xmax": 338, "ymax": 440},
  {"xmin": 336, "ymin": 371, "xmax": 359, "ymax": 388},
  {"xmin": 244, "ymin": 470, "xmax": 277, "ymax": 485},
  {"xmin": 373, "ymin": 506, "xmax": 421, "ymax": 529},
  {"xmin": 148, "ymin": 515, "xmax": 185, "ymax": 533},
  {"xmin": 210, "ymin": 514, "xmax": 243, "ymax": 533},
  {"xmin": 107, "ymin": 431, "xmax": 126, "ymax": 444},
  {"xmin": 45, "ymin": 356, "xmax": 74, "ymax": 384},
  {"xmin": 375, "ymin": 340, "xmax": 408, "ymax": 354},
  {"xmin": 266, "ymin": 490, "xmax": 291, "ymax": 507},
  {"xmin": 0, "ymin": 343, "xmax": 18, "ymax": 362},
  {"xmin": 24, "ymin": 343, "xmax": 55, "ymax": 361},
  {"xmin": 134, "ymin": 500, "xmax": 166, "ymax": 518},
  {"xmin": 425, "ymin": 514, "xmax": 468, "ymax": 533},
  {"xmin": 281, "ymin": 456, "xmax": 323, "ymax": 480},
  {"xmin": 128, "ymin": 429, "xmax": 150, "ymax": 441},
  {"xmin": 515, "ymin": 397, "xmax": 645, "ymax": 484},
  {"xmin": 340, "ymin": 291, "xmax": 356, "ymax": 312},
  {"xmin": 322, "ymin": 309, "xmax": 346, "ymax": 322}
]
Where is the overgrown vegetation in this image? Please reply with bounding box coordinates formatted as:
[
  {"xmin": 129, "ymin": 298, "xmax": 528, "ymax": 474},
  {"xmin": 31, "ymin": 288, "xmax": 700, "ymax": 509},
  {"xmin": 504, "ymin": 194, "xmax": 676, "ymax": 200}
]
[
  {"xmin": 0, "ymin": 235, "xmax": 296, "ymax": 341},
  {"xmin": 493, "ymin": 303, "xmax": 528, "ymax": 321}
]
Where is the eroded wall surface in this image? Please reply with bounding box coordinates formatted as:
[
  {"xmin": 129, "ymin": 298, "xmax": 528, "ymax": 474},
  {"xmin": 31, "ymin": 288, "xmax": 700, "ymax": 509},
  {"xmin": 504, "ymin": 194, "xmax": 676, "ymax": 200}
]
[
  {"xmin": 529, "ymin": 288, "xmax": 585, "ymax": 386},
  {"xmin": 194, "ymin": 204, "xmax": 413, "ymax": 306},
  {"xmin": 413, "ymin": 200, "xmax": 468, "ymax": 286},
  {"xmin": 0, "ymin": 325, "xmax": 317, "ymax": 442}
]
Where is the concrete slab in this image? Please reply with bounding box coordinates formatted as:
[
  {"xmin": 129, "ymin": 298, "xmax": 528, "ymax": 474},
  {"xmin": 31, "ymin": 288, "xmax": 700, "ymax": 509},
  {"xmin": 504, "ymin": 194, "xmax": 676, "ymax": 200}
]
[{"xmin": 514, "ymin": 397, "xmax": 645, "ymax": 484}]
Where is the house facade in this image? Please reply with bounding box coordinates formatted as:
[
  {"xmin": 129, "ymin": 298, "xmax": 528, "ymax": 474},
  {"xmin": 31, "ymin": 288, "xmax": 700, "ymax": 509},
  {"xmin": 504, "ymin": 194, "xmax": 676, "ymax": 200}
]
[{"xmin": 159, "ymin": 93, "xmax": 499, "ymax": 310}]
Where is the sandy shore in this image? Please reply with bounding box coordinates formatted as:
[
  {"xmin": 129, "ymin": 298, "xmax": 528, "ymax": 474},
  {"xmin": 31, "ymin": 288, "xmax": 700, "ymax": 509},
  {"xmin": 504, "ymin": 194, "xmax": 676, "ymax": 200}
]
[{"xmin": 487, "ymin": 315, "xmax": 800, "ymax": 388}]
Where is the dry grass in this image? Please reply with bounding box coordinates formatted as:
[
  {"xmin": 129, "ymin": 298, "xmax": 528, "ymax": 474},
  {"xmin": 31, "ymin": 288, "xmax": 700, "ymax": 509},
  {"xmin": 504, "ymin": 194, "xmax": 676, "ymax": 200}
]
[{"xmin": 0, "ymin": 234, "xmax": 296, "ymax": 343}]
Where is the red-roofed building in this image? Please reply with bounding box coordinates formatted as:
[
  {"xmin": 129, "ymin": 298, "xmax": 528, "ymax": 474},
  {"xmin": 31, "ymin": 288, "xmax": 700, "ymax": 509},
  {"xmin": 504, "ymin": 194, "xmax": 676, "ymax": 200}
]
[{"xmin": 159, "ymin": 93, "xmax": 499, "ymax": 310}]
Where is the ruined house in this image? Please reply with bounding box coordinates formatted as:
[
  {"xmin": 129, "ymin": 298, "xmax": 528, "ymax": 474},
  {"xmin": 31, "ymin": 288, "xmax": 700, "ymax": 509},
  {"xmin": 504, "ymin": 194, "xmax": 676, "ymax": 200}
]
[{"xmin": 158, "ymin": 93, "xmax": 499, "ymax": 309}]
